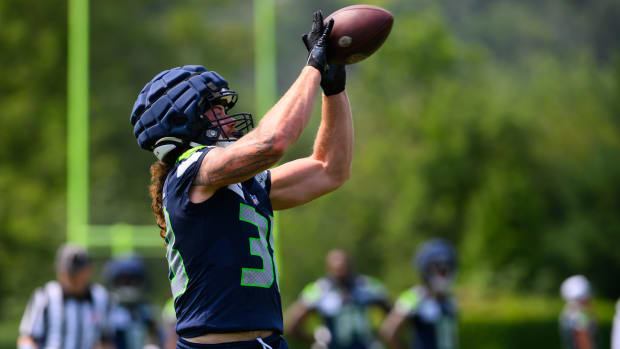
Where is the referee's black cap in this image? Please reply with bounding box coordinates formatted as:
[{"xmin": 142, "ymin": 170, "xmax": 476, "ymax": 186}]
[{"xmin": 55, "ymin": 243, "xmax": 92, "ymax": 274}]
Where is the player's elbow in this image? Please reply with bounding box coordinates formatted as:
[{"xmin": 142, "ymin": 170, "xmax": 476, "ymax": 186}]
[
  {"xmin": 261, "ymin": 129, "xmax": 296, "ymax": 157},
  {"xmin": 251, "ymin": 130, "xmax": 287, "ymax": 161},
  {"xmin": 324, "ymin": 164, "xmax": 351, "ymax": 191},
  {"xmin": 270, "ymin": 137, "xmax": 289, "ymax": 157}
]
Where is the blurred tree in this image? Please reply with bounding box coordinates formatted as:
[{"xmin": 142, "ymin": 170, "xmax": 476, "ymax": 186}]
[{"xmin": 0, "ymin": 0, "xmax": 67, "ymax": 323}]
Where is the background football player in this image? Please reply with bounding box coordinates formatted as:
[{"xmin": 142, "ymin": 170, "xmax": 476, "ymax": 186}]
[
  {"xmin": 559, "ymin": 275, "xmax": 599, "ymax": 349},
  {"xmin": 380, "ymin": 239, "xmax": 459, "ymax": 349},
  {"xmin": 104, "ymin": 254, "xmax": 160, "ymax": 349},
  {"xmin": 285, "ymin": 249, "xmax": 391, "ymax": 349}
]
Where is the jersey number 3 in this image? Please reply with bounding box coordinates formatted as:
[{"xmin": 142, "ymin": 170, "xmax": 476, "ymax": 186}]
[
  {"xmin": 164, "ymin": 204, "xmax": 279, "ymax": 300},
  {"xmin": 239, "ymin": 203, "xmax": 278, "ymax": 288}
]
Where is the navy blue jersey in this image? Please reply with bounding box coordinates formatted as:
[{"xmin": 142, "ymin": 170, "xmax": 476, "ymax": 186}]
[
  {"xmin": 394, "ymin": 286, "xmax": 458, "ymax": 349},
  {"xmin": 162, "ymin": 146, "xmax": 282, "ymax": 338},
  {"xmin": 109, "ymin": 303, "xmax": 157, "ymax": 349}
]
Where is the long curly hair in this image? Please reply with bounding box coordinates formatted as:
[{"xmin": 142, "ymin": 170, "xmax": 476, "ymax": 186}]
[{"xmin": 149, "ymin": 161, "xmax": 173, "ymax": 240}]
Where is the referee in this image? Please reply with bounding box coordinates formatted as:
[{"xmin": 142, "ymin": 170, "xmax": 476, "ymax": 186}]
[{"xmin": 18, "ymin": 244, "xmax": 113, "ymax": 349}]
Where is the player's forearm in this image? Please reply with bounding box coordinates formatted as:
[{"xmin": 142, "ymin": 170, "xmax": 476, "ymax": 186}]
[
  {"xmin": 284, "ymin": 303, "xmax": 315, "ymax": 345},
  {"xmin": 196, "ymin": 67, "xmax": 322, "ymax": 188},
  {"xmin": 254, "ymin": 67, "xmax": 321, "ymax": 154},
  {"xmin": 311, "ymin": 92, "xmax": 353, "ymax": 184}
]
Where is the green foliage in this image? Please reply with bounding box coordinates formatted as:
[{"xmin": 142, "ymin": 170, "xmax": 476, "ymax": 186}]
[
  {"xmin": 0, "ymin": 0, "xmax": 66, "ymax": 326},
  {"xmin": 458, "ymin": 294, "xmax": 614, "ymax": 349},
  {"xmin": 280, "ymin": 3, "xmax": 620, "ymax": 301}
]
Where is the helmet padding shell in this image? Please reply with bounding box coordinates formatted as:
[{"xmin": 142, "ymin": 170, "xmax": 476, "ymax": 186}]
[{"xmin": 130, "ymin": 65, "xmax": 237, "ymax": 151}]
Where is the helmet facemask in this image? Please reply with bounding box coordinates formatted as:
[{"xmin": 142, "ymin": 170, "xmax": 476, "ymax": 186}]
[
  {"xmin": 200, "ymin": 90, "xmax": 254, "ymax": 144},
  {"xmin": 425, "ymin": 261, "xmax": 455, "ymax": 295}
]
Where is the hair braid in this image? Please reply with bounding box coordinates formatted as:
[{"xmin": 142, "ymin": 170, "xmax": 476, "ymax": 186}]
[{"xmin": 149, "ymin": 161, "xmax": 173, "ymax": 240}]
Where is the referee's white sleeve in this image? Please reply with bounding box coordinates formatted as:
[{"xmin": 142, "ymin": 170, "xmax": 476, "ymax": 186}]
[{"xmin": 19, "ymin": 288, "xmax": 47, "ymax": 338}]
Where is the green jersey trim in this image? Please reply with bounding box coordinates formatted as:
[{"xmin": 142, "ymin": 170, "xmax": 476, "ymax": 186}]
[{"xmin": 177, "ymin": 145, "xmax": 208, "ymax": 163}]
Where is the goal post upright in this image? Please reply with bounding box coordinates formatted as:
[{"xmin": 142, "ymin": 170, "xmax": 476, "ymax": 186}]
[
  {"xmin": 67, "ymin": 0, "xmax": 278, "ymax": 256},
  {"xmin": 253, "ymin": 0, "xmax": 279, "ymax": 267},
  {"xmin": 67, "ymin": 0, "xmax": 89, "ymax": 247}
]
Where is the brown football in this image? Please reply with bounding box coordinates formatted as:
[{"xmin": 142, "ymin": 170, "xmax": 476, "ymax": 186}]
[{"xmin": 325, "ymin": 5, "xmax": 393, "ymax": 65}]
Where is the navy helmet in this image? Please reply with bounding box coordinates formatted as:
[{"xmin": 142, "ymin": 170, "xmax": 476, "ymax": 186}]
[
  {"xmin": 104, "ymin": 254, "xmax": 147, "ymax": 287},
  {"xmin": 130, "ymin": 65, "xmax": 253, "ymax": 162},
  {"xmin": 104, "ymin": 254, "xmax": 148, "ymax": 304},
  {"xmin": 414, "ymin": 238, "xmax": 457, "ymax": 281}
]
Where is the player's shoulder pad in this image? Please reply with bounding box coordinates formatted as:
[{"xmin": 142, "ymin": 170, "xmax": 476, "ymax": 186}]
[
  {"xmin": 395, "ymin": 286, "xmax": 422, "ymax": 314},
  {"xmin": 175, "ymin": 145, "xmax": 212, "ymax": 179},
  {"xmin": 301, "ymin": 279, "xmax": 326, "ymax": 305}
]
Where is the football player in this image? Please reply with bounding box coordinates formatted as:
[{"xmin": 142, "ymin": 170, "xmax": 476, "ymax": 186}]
[
  {"xmin": 129, "ymin": 11, "xmax": 352, "ymax": 349},
  {"xmin": 285, "ymin": 249, "xmax": 391, "ymax": 349},
  {"xmin": 104, "ymin": 254, "xmax": 160, "ymax": 349},
  {"xmin": 379, "ymin": 239, "xmax": 459, "ymax": 349},
  {"xmin": 612, "ymin": 298, "xmax": 620, "ymax": 349},
  {"xmin": 559, "ymin": 275, "xmax": 599, "ymax": 349}
]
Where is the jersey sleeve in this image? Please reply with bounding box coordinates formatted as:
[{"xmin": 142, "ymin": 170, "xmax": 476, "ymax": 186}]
[
  {"xmin": 394, "ymin": 288, "xmax": 420, "ymax": 317},
  {"xmin": 300, "ymin": 281, "xmax": 322, "ymax": 309},
  {"xmin": 165, "ymin": 146, "xmax": 213, "ymax": 208},
  {"xmin": 19, "ymin": 287, "xmax": 48, "ymax": 340},
  {"xmin": 255, "ymin": 170, "xmax": 271, "ymax": 194}
]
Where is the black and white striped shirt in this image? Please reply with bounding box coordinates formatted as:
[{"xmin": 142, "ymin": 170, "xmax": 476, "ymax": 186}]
[{"xmin": 19, "ymin": 281, "xmax": 112, "ymax": 349}]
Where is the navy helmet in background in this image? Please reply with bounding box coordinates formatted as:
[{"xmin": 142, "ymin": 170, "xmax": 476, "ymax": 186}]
[
  {"xmin": 414, "ymin": 238, "xmax": 458, "ymax": 294},
  {"xmin": 104, "ymin": 254, "xmax": 148, "ymax": 305}
]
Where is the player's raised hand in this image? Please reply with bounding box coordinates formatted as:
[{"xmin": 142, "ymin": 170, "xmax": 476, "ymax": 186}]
[
  {"xmin": 302, "ymin": 11, "xmax": 324, "ymax": 51},
  {"xmin": 305, "ymin": 15, "xmax": 333, "ymax": 73},
  {"xmin": 303, "ymin": 11, "xmax": 345, "ymax": 95}
]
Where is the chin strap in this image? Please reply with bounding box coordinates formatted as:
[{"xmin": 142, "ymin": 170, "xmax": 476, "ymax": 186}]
[
  {"xmin": 153, "ymin": 135, "xmax": 236, "ymax": 162},
  {"xmin": 153, "ymin": 137, "xmax": 203, "ymax": 163},
  {"xmin": 215, "ymin": 139, "xmax": 236, "ymax": 148}
]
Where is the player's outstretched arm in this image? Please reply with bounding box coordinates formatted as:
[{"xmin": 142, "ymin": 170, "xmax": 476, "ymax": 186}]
[
  {"xmin": 269, "ymin": 90, "xmax": 353, "ymax": 210},
  {"xmin": 193, "ymin": 66, "xmax": 320, "ymax": 187},
  {"xmin": 284, "ymin": 301, "xmax": 315, "ymax": 344},
  {"xmin": 189, "ymin": 18, "xmax": 334, "ymax": 203},
  {"xmin": 379, "ymin": 310, "xmax": 407, "ymax": 349},
  {"xmin": 268, "ymin": 11, "xmax": 352, "ymax": 210}
]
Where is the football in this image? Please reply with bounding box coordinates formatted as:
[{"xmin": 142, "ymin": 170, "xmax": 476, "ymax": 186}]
[{"xmin": 325, "ymin": 5, "xmax": 393, "ymax": 65}]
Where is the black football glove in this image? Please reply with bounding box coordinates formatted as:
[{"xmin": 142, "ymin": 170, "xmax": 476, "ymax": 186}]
[
  {"xmin": 320, "ymin": 64, "xmax": 346, "ymax": 96},
  {"xmin": 305, "ymin": 14, "xmax": 333, "ymax": 74},
  {"xmin": 302, "ymin": 11, "xmax": 325, "ymax": 52},
  {"xmin": 302, "ymin": 11, "xmax": 346, "ymax": 96}
]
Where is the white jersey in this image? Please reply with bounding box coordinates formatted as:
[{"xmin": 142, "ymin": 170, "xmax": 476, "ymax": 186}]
[{"xmin": 19, "ymin": 281, "xmax": 112, "ymax": 349}]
